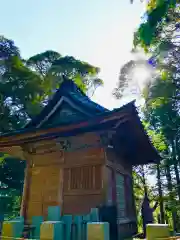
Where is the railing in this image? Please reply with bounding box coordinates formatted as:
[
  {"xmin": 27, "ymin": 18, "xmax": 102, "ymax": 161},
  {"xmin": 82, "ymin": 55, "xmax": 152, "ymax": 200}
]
[
  {"xmin": 0, "ymin": 219, "xmax": 89, "ymax": 240},
  {"xmin": 156, "ymin": 238, "xmax": 180, "ymax": 240}
]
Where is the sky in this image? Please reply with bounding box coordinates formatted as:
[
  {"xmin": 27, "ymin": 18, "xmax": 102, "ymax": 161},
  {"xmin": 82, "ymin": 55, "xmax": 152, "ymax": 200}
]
[
  {"xmin": 0, "ymin": 0, "xmax": 146, "ymax": 110},
  {"xmin": 1, "ymin": 1, "xmax": 156, "ymax": 186}
]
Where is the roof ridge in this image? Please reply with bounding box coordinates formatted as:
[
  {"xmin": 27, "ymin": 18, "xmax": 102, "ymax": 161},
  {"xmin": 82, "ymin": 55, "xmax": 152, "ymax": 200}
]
[{"xmin": 25, "ymin": 76, "xmax": 108, "ymax": 128}]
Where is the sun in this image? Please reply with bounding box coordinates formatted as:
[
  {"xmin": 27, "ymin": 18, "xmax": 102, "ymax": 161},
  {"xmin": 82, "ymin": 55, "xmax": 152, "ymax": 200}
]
[
  {"xmin": 130, "ymin": 63, "xmax": 153, "ymax": 91},
  {"xmin": 133, "ymin": 66, "xmax": 150, "ymax": 81}
]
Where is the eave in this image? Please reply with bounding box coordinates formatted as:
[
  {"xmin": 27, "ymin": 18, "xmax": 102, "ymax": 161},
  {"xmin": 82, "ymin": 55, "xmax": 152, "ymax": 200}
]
[
  {"xmin": 0, "ymin": 105, "xmax": 132, "ymax": 146},
  {"xmin": 0, "ymin": 102, "xmax": 160, "ymax": 165}
]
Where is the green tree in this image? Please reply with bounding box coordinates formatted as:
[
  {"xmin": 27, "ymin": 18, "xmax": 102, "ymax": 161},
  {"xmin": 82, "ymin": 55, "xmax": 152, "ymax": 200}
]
[
  {"xmin": 119, "ymin": 0, "xmax": 180, "ymax": 231},
  {"xmin": 132, "ymin": 0, "xmax": 179, "ymax": 49},
  {"xmin": 114, "ymin": 57, "xmax": 180, "ymax": 229},
  {"xmin": 26, "ymin": 51, "xmax": 103, "ymax": 99},
  {"xmin": 0, "ymin": 35, "xmax": 104, "ymax": 217}
]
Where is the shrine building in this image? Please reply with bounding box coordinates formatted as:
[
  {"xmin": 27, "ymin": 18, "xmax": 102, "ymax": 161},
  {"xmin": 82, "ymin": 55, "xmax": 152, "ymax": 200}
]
[{"xmin": 0, "ymin": 78, "xmax": 159, "ymax": 232}]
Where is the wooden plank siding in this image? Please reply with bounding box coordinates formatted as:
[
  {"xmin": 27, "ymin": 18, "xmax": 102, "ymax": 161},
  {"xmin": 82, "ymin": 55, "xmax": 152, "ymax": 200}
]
[
  {"xmin": 27, "ymin": 165, "xmax": 62, "ymax": 221},
  {"xmin": 24, "ymin": 132, "xmax": 106, "ymax": 220}
]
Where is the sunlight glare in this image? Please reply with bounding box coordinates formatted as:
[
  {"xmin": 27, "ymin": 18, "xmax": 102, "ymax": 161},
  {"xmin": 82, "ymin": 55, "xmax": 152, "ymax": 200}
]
[
  {"xmin": 133, "ymin": 66, "xmax": 151, "ymax": 85},
  {"xmin": 131, "ymin": 64, "xmax": 153, "ymax": 91}
]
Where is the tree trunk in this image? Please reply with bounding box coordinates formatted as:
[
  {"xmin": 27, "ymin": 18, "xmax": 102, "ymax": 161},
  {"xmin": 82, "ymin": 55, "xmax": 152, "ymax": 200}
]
[
  {"xmin": 173, "ymin": 163, "xmax": 180, "ymax": 200},
  {"xmin": 165, "ymin": 161, "xmax": 178, "ymax": 232},
  {"xmin": 175, "ymin": 138, "xmax": 180, "ymax": 168},
  {"xmin": 156, "ymin": 163, "xmax": 165, "ymax": 223},
  {"xmin": 171, "ymin": 140, "xmax": 180, "ymax": 201},
  {"xmin": 142, "ymin": 166, "xmax": 147, "ymax": 195}
]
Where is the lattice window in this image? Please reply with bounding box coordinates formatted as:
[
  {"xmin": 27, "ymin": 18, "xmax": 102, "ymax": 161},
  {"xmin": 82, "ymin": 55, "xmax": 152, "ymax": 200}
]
[
  {"xmin": 64, "ymin": 165, "xmax": 101, "ymax": 191},
  {"xmin": 116, "ymin": 173, "xmax": 126, "ymax": 218}
]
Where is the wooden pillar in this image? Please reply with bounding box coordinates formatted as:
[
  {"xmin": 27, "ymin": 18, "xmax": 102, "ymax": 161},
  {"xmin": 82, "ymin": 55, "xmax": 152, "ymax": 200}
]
[
  {"xmin": 20, "ymin": 153, "xmax": 32, "ymax": 221},
  {"xmin": 102, "ymin": 147, "xmax": 110, "ymax": 205}
]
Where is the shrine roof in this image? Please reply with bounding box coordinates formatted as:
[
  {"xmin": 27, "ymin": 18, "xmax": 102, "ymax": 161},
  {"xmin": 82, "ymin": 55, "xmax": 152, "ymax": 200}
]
[
  {"xmin": 0, "ymin": 78, "xmax": 141, "ymax": 140},
  {"xmin": 0, "ymin": 100, "xmax": 136, "ymax": 139},
  {"xmin": 0, "ymin": 78, "xmax": 160, "ymax": 165},
  {"xmin": 25, "ymin": 77, "xmax": 109, "ymax": 128}
]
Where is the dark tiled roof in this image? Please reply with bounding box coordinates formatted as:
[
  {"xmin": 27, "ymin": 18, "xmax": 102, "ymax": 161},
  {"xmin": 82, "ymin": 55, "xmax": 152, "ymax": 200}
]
[
  {"xmin": 26, "ymin": 77, "xmax": 109, "ymax": 128},
  {"xmin": 0, "ymin": 101, "xmax": 136, "ymax": 138}
]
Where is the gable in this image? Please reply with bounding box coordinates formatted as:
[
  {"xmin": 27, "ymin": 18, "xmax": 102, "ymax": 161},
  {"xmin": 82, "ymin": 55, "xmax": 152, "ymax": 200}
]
[
  {"xmin": 40, "ymin": 100, "xmax": 91, "ymax": 128},
  {"xmin": 25, "ymin": 79, "xmax": 108, "ymax": 129}
]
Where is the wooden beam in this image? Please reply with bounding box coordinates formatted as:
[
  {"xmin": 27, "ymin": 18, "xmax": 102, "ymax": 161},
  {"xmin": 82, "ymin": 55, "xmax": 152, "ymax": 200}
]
[
  {"xmin": 0, "ymin": 112, "xmax": 131, "ymax": 145},
  {"xmin": 0, "ymin": 146, "xmax": 25, "ymax": 160}
]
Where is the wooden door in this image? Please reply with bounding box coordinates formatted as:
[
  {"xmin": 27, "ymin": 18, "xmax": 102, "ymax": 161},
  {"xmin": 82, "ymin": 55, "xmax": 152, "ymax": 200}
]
[
  {"xmin": 27, "ymin": 165, "xmax": 61, "ymax": 220},
  {"xmin": 27, "ymin": 166, "xmax": 44, "ymax": 220},
  {"xmin": 42, "ymin": 166, "xmax": 61, "ymax": 219}
]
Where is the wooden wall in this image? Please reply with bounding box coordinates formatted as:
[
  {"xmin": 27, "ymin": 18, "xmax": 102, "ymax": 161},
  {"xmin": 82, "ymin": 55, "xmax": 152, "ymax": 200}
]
[
  {"xmin": 105, "ymin": 147, "xmax": 136, "ymax": 220},
  {"xmin": 105, "ymin": 147, "xmax": 132, "ymax": 175},
  {"xmin": 24, "ymin": 132, "xmax": 105, "ymax": 220},
  {"xmin": 26, "ymin": 139, "xmax": 64, "ymax": 220},
  {"xmin": 62, "ymin": 134, "xmax": 105, "ymax": 214}
]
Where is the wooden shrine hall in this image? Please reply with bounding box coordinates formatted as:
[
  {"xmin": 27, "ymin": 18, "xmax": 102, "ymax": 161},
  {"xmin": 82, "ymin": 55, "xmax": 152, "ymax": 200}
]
[{"xmin": 0, "ymin": 78, "xmax": 159, "ymax": 229}]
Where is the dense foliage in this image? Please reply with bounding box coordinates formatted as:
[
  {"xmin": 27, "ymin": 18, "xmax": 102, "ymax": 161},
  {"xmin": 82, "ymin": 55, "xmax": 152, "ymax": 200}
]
[
  {"xmin": 0, "ymin": 35, "xmax": 103, "ymax": 217},
  {"xmin": 115, "ymin": 0, "xmax": 180, "ymax": 232},
  {"xmin": 133, "ymin": 0, "xmax": 179, "ymax": 50}
]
